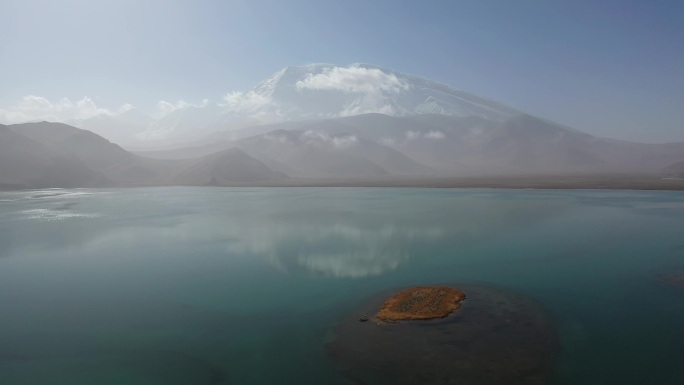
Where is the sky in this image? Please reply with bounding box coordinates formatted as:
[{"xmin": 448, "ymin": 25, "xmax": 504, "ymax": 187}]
[{"xmin": 0, "ymin": 0, "xmax": 683, "ymax": 142}]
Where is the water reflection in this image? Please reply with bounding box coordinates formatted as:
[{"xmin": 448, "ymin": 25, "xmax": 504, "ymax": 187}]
[{"xmin": 0, "ymin": 188, "xmax": 571, "ymax": 277}]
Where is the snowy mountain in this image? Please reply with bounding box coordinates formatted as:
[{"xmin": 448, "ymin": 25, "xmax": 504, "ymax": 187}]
[
  {"xmin": 221, "ymin": 63, "xmax": 521, "ymax": 123},
  {"xmin": 23, "ymin": 63, "xmax": 682, "ymax": 179},
  {"xmin": 127, "ymin": 63, "xmax": 525, "ymax": 146}
]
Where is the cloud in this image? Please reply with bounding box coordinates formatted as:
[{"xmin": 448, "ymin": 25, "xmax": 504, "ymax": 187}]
[
  {"xmin": 406, "ymin": 130, "xmax": 420, "ymax": 140},
  {"xmin": 296, "ymin": 65, "xmax": 411, "ymax": 117},
  {"xmin": 381, "ymin": 137, "xmax": 396, "ymax": 146},
  {"xmin": 338, "ymin": 101, "xmax": 398, "ymax": 117},
  {"xmin": 426, "ymin": 130, "xmax": 446, "ymax": 139},
  {"xmin": 264, "ymin": 132, "xmax": 290, "ymax": 143},
  {"xmin": 295, "ymin": 65, "xmax": 410, "ymax": 95},
  {"xmin": 156, "ymin": 100, "xmax": 189, "ymax": 117},
  {"xmin": 153, "ymin": 99, "xmax": 214, "ymax": 119},
  {"xmin": 302, "ymin": 130, "xmax": 358, "ymax": 148},
  {"xmin": 332, "ymin": 135, "xmax": 358, "ymax": 148},
  {"xmin": 221, "ymin": 91, "xmax": 272, "ymax": 115},
  {"xmin": 0, "ymin": 95, "xmax": 208, "ymax": 125},
  {"xmin": 0, "ymin": 95, "xmax": 120, "ymax": 124},
  {"xmin": 405, "ymin": 130, "xmax": 446, "ymax": 140},
  {"xmin": 117, "ymin": 103, "xmax": 135, "ymax": 113}
]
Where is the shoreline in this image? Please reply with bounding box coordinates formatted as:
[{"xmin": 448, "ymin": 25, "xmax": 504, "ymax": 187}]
[{"xmin": 3, "ymin": 175, "xmax": 684, "ymax": 192}]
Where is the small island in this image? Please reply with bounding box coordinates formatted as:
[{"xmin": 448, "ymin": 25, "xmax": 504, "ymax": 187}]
[
  {"xmin": 327, "ymin": 284, "xmax": 559, "ymax": 384},
  {"xmin": 376, "ymin": 286, "xmax": 466, "ymax": 322}
]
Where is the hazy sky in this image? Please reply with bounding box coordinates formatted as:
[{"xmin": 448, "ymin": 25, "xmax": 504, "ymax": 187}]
[{"xmin": 1, "ymin": 0, "xmax": 683, "ymax": 142}]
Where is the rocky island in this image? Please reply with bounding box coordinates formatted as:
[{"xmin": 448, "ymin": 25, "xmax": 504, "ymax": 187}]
[
  {"xmin": 327, "ymin": 285, "xmax": 559, "ymax": 385},
  {"xmin": 376, "ymin": 286, "xmax": 466, "ymax": 322}
]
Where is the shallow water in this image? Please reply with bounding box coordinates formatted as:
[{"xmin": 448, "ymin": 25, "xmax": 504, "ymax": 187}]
[{"xmin": 1, "ymin": 187, "xmax": 683, "ymax": 384}]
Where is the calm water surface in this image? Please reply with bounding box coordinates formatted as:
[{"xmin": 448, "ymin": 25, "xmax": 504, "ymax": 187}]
[{"xmin": 1, "ymin": 187, "xmax": 683, "ymax": 384}]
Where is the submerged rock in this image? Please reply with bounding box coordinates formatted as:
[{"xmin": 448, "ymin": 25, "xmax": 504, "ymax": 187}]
[
  {"xmin": 327, "ymin": 285, "xmax": 559, "ymax": 385},
  {"xmin": 657, "ymin": 272, "xmax": 684, "ymax": 289}
]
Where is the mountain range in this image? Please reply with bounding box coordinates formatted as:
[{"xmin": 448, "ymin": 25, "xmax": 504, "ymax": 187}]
[
  {"xmin": 69, "ymin": 63, "xmax": 526, "ymax": 147},
  {"xmin": 2, "ymin": 64, "xmax": 684, "ymax": 189}
]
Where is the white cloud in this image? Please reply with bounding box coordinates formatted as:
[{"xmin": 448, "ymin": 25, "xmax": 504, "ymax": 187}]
[
  {"xmin": 153, "ymin": 99, "xmax": 215, "ymax": 119},
  {"xmin": 295, "ymin": 65, "xmax": 411, "ymax": 117},
  {"xmin": 117, "ymin": 103, "xmax": 135, "ymax": 114},
  {"xmin": 156, "ymin": 100, "xmax": 189, "ymax": 117},
  {"xmin": 301, "ymin": 130, "xmax": 358, "ymax": 148},
  {"xmin": 405, "ymin": 130, "xmax": 446, "ymax": 140},
  {"xmin": 0, "ymin": 95, "xmax": 119, "ymax": 124},
  {"xmin": 302, "ymin": 130, "xmax": 322, "ymax": 141},
  {"xmin": 295, "ymin": 65, "xmax": 410, "ymax": 95},
  {"xmin": 426, "ymin": 130, "xmax": 446, "ymax": 139},
  {"xmin": 406, "ymin": 130, "xmax": 420, "ymax": 140},
  {"xmin": 332, "ymin": 135, "xmax": 358, "ymax": 148},
  {"xmin": 338, "ymin": 101, "xmax": 398, "ymax": 117},
  {"xmin": 264, "ymin": 132, "xmax": 290, "ymax": 143},
  {"xmin": 221, "ymin": 91, "xmax": 272, "ymax": 114},
  {"xmin": 381, "ymin": 137, "xmax": 396, "ymax": 146},
  {"xmin": 75, "ymin": 97, "xmax": 111, "ymax": 119}
]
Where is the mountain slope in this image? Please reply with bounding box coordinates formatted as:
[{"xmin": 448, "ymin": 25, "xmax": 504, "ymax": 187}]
[
  {"xmin": 139, "ymin": 104, "xmax": 228, "ymax": 143},
  {"xmin": 171, "ymin": 148, "xmax": 287, "ymax": 185},
  {"xmin": 8, "ymin": 122, "xmax": 155, "ymax": 180},
  {"xmin": 70, "ymin": 108, "xmax": 153, "ymax": 147},
  {"xmin": 234, "ymin": 63, "xmax": 521, "ymax": 122},
  {"xmin": 236, "ymin": 129, "xmax": 430, "ymax": 178},
  {"xmin": 0, "ymin": 124, "xmax": 109, "ymax": 188},
  {"xmin": 2, "ymin": 122, "xmax": 288, "ymax": 188},
  {"xmin": 8, "ymin": 122, "xmax": 169, "ymax": 185},
  {"xmin": 127, "ymin": 63, "xmax": 524, "ymax": 145},
  {"xmin": 269, "ymin": 113, "xmax": 684, "ymax": 175},
  {"xmin": 662, "ymin": 160, "xmax": 684, "ymax": 178},
  {"xmin": 138, "ymin": 112, "xmax": 684, "ymax": 177}
]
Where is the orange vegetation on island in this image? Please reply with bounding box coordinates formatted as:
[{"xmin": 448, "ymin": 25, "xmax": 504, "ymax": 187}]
[{"xmin": 375, "ymin": 286, "xmax": 466, "ymax": 322}]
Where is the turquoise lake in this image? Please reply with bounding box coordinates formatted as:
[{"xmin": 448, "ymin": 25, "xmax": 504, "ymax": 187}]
[{"xmin": 1, "ymin": 187, "xmax": 683, "ymax": 384}]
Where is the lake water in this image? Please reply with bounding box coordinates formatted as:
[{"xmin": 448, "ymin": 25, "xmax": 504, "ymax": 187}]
[{"xmin": 1, "ymin": 187, "xmax": 683, "ymax": 384}]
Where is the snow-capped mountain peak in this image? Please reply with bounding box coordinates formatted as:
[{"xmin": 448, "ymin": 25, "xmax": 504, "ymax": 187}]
[
  {"xmin": 223, "ymin": 63, "xmax": 520, "ymax": 123},
  {"xmin": 76, "ymin": 63, "xmax": 526, "ymax": 146}
]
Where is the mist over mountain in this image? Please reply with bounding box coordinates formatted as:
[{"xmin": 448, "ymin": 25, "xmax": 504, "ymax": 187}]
[
  {"xmin": 69, "ymin": 108, "xmax": 154, "ymax": 147},
  {"xmin": 2, "ymin": 64, "xmax": 684, "ymax": 189},
  {"xmin": 1, "ymin": 122, "xmax": 286, "ymax": 188},
  {"xmin": 66, "ymin": 64, "xmax": 526, "ymax": 147},
  {"xmin": 171, "ymin": 148, "xmax": 287, "ymax": 185},
  {"xmin": 662, "ymin": 161, "xmax": 684, "ymax": 178},
  {"xmin": 0, "ymin": 123, "xmax": 109, "ymax": 189},
  {"xmin": 136, "ymin": 112, "xmax": 684, "ymax": 178}
]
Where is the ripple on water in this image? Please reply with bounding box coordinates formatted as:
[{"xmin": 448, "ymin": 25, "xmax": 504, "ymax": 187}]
[
  {"xmin": 28, "ymin": 190, "xmax": 96, "ymax": 200},
  {"xmin": 18, "ymin": 208, "xmax": 103, "ymax": 222}
]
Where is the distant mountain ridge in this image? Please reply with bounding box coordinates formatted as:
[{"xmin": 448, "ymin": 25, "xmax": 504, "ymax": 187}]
[
  {"xmin": 0, "ymin": 123, "xmax": 110, "ymax": 189},
  {"xmin": 2, "ymin": 63, "xmax": 684, "ymax": 188},
  {"xmin": 0, "ymin": 122, "xmax": 286, "ymax": 188},
  {"xmin": 136, "ymin": 113, "xmax": 684, "ymax": 177},
  {"xmin": 2, "ymin": 117, "xmax": 684, "ymax": 189},
  {"xmin": 69, "ymin": 63, "xmax": 529, "ymax": 146}
]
